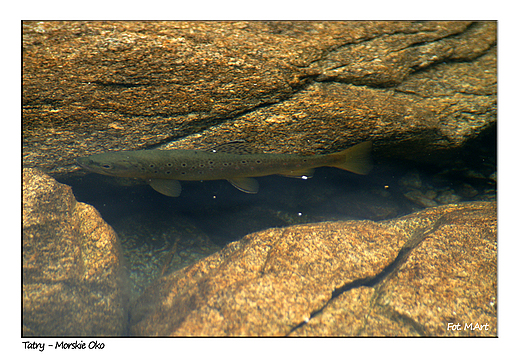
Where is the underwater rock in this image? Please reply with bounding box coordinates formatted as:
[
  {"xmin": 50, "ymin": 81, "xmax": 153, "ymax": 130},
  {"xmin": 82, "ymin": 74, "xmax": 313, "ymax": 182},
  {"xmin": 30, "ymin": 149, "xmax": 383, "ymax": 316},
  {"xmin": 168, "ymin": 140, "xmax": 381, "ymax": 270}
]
[
  {"xmin": 129, "ymin": 201, "xmax": 496, "ymax": 336},
  {"xmin": 398, "ymin": 171, "xmax": 423, "ymax": 189},
  {"xmin": 403, "ymin": 189, "xmax": 438, "ymax": 207},
  {"xmin": 458, "ymin": 183, "xmax": 479, "ymax": 198},
  {"xmin": 436, "ymin": 189, "xmax": 462, "ymax": 205},
  {"xmin": 23, "ymin": 21, "xmax": 496, "ymax": 177},
  {"xmin": 23, "ymin": 168, "xmax": 128, "ymax": 336},
  {"xmin": 21, "ymin": 20, "xmax": 497, "ymax": 336}
]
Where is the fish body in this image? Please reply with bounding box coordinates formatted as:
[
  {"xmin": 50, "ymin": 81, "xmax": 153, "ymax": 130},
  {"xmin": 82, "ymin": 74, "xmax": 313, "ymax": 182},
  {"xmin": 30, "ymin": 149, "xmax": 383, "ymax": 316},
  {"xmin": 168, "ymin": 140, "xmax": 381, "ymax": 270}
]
[{"xmin": 76, "ymin": 141, "xmax": 372, "ymax": 197}]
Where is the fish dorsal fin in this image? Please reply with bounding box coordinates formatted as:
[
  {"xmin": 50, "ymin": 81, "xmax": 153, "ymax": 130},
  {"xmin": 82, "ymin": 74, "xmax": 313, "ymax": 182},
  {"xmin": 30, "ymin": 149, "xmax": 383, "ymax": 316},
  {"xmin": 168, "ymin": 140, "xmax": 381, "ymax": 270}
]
[
  {"xmin": 227, "ymin": 177, "xmax": 259, "ymax": 194},
  {"xmin": 206, "ymin": 141, "xmax": 264, "ymax": 155},
  {"xmin": 278, "ymin": 168, "xmax": 315, "ymax": 179},
  {"xmin": 148, "ymin": 179, "xmax": 182, "ymax": 197}
]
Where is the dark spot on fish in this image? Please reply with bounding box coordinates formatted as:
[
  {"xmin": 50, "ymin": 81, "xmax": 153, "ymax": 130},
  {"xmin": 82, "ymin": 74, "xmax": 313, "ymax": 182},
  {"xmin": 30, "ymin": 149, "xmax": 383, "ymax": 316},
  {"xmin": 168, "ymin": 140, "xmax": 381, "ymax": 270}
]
[
  {"xmin": 241, "ymin": 160, "xmax": 247, "ymax": 164},
  {"xmin": 208, "ymin": 161, "xmax": 214, "ymax": 165},
  {"xmin": 102, "ymin": 164, "xmax": 112, "ymax": 169},
  {"xmin": 199, "ymin": 164, "xmax": 205, "ymax": 167},
  {"xmin": 167, "ymin": 163, "xmax": 172, "ymax": 167},
  {"xmin": 256, "ymin": 160, "xmax": 262, "ymax": 164},
  {"xmin": 223, "ymin": 163, "xmax": 229, "ymax": 166},
  {"xmin": 181, "ymin": 172, "xmax": 186, "ymax": 175},
  {"xmin": 198, "ymin": 171, "xmax": 204, "ymax": 175},
  {"xmin": 166, "ymin": 171, "xmax": 171, "ymax": 175},
  {"xmin": 181, "ymin": 163, "xmax": 187, "ymax": 167},
  {"xmin": 154, "ymin": 170, "xmax": 158, "ymax": 174},
  {"xmin": 150, "ymin": 164, "xmax": 155, "ymax": 168}
]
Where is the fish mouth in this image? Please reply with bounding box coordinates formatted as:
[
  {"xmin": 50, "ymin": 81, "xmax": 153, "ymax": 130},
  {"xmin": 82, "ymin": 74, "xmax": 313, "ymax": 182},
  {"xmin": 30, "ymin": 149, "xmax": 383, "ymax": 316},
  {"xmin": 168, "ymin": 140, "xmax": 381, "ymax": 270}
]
[
  {"xmin": 76, "ymin": 157, "xmax": 92, "ymax": 170},
  {"xmin": 76, "ymin": 157, "xmax": 116, "ymax": 176}
]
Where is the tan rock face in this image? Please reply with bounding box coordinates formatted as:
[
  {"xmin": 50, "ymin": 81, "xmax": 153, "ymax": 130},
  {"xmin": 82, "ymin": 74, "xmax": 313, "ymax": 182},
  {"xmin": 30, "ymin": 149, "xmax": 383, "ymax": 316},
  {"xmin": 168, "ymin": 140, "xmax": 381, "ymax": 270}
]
[
  {"xmin": 21, "ymin": 171, "xmax": 496, "ymax": 336},
  {"xmin": 22, "ymin": 21, "xmax": 497, "ymax": 337},
  {"xmin": 22, "ymin": 21, "xmax": 496, "ymax": 176},
  {"xmin": 23, "ymin": 168, "xmax": 128, "ymax": 336},
  {"xmin": 129, "ymin": 201, "xmax": 496, "ymax": 336}
]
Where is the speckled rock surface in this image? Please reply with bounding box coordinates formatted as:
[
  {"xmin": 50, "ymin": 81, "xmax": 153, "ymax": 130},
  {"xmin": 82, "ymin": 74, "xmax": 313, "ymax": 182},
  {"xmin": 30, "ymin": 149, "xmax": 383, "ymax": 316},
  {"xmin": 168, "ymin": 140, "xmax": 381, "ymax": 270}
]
[
  {"xmin": 129, "ymin": 201, "xmax": 496, "ymax": 336},
  {"xmin": 23, "ymin": 21, "xmax": 496, "ymax": 176},
  {"xmin": 21, "ymin": 21, "xmax": 497, "ymax": 337},
  {"xmin": 23, "ymin": 168, "xmax": 128, "ymax": 336}
]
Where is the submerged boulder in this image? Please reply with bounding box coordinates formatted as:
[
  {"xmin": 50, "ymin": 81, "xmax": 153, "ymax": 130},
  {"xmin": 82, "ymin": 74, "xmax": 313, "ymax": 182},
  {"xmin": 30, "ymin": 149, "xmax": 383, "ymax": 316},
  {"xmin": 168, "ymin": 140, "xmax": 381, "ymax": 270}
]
[
  {"xmin": 23, "ymin": 168, "xmax": 128, "ymax": 336},
  {"xmin": 129, "ymin": 201, "xmax": 496, "ymax": 336},
  {"xmin": 23, "ymin": 21, "xmax": 496, "ymax": 176}
]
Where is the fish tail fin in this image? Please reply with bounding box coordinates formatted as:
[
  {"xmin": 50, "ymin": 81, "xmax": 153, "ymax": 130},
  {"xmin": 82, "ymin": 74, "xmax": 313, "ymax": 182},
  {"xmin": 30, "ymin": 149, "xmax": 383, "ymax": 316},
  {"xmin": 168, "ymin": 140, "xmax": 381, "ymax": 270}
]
[{"xmin": 330, "ymin": 141, "xmax": 373, "ymax": 175}]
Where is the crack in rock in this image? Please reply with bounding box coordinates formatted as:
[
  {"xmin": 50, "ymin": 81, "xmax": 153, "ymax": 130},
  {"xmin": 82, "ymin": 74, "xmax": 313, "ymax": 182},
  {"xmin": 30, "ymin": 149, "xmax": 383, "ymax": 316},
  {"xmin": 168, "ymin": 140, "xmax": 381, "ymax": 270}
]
[{"xmin": 287, "ymin": 214, "xmax": 448, "ymax": 335}]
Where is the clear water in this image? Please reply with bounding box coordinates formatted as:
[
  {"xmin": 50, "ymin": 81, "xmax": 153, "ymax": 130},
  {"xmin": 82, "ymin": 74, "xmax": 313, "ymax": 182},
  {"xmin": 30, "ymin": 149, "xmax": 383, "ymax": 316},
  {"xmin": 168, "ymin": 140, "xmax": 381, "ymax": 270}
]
[{"xmin": 61, "ymin": 127, "xmax": 496, "ymax": 299}]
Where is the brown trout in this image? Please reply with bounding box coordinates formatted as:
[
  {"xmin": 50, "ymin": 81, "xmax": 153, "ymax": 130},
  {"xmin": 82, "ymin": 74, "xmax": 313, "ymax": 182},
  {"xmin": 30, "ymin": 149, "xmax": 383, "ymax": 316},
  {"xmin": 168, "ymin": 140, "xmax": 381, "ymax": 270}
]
[{"xmin": 76, "ymin": 141, "xmax": 372, "ymax": 197}]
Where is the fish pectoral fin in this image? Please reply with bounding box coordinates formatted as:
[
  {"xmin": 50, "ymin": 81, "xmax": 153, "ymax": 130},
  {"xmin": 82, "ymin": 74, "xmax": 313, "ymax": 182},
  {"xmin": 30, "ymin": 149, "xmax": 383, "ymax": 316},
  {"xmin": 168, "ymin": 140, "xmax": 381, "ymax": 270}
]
[
  {"xmin": 148, "ymin": 179, "xmax": 182, "ymax": 197},
  {"xmin": 278, "ymin": 168, "xmax": 315, "ymax": 179},
  {"xmin": 227, "ymin": 177, "xmax": 259, "ymax": 194}
]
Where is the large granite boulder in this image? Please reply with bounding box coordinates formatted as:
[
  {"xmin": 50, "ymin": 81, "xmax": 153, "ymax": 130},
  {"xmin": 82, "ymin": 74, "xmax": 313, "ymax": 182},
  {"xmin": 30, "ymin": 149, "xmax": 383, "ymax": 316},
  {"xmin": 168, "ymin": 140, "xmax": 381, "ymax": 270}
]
[
  {"xmin": 23, "ymin": 21, "xmax": 496, "ymax": 175},
  {"xmin": 129, "ymin": 201, "xmax": 496, "ymax": 336},
  {"xmin": 22, "ymin": 21, "xmax": 497, "ymax": 337},
  {"xmin": 23, "ymin": 168, "xmax": 128, "ymax": 336}
]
